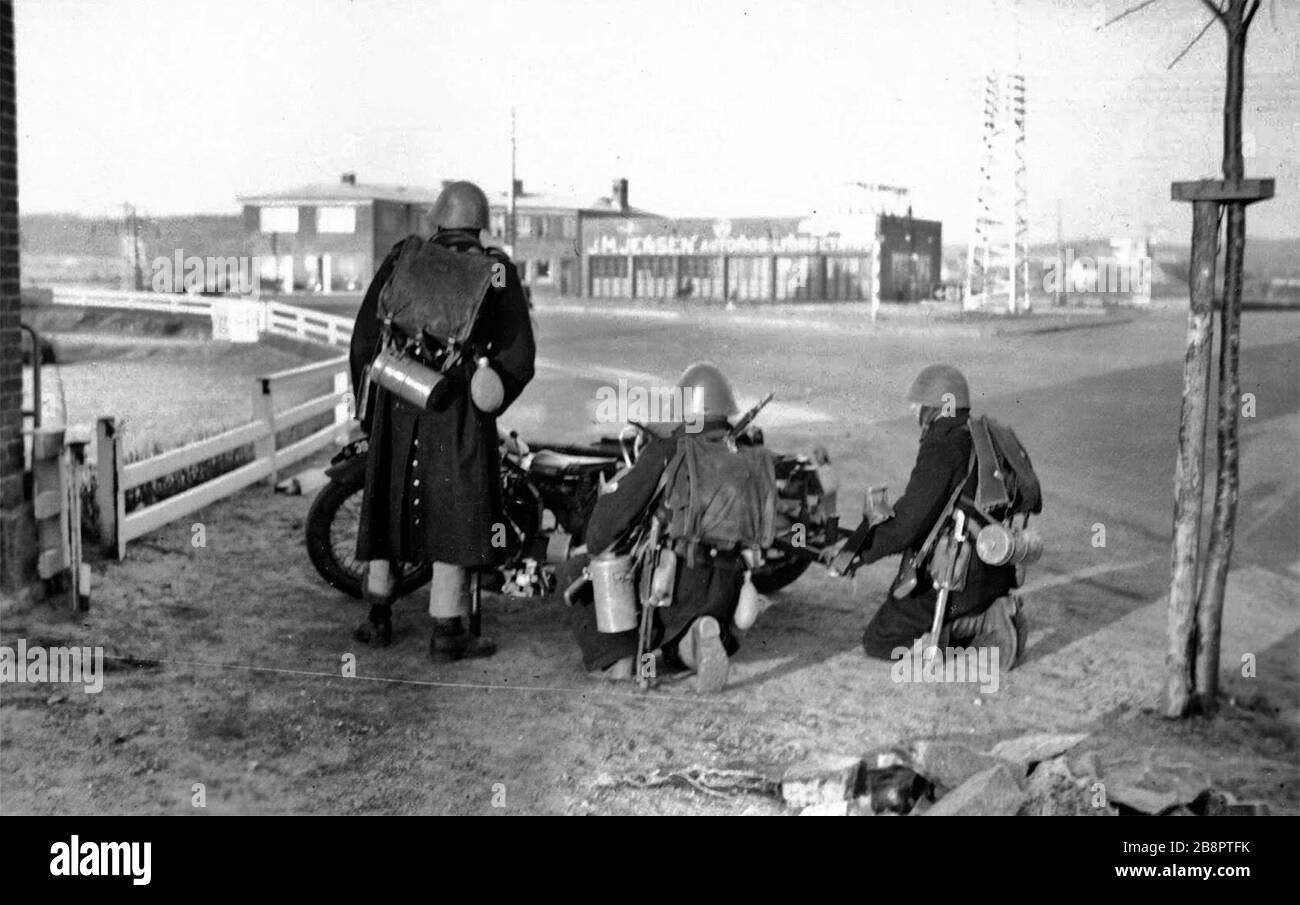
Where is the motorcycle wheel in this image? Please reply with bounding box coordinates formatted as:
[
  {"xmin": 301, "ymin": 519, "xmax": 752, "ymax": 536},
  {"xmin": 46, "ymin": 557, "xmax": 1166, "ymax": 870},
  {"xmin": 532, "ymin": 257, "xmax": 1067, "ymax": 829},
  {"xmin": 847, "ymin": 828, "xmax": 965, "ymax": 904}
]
[
  {"xmin": 750, "ymin": 554, "xmax": 811, "ymax": 594},
  {"xmin": 305, "ymin": 478, "xmax": 432, "ymax": 599}
]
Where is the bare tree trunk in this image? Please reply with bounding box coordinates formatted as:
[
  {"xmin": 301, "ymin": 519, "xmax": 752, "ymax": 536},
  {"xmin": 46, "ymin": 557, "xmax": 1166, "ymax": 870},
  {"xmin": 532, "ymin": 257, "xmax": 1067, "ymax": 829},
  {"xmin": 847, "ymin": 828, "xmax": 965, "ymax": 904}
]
[
  {"xmin": 1195, "ymin": 5, "xmax": 1251, "ymax": 715},
  {"xmin": 1196, "ymin": 206, "xmax": 1243, "ymax": 715},
  {"xmin": 1164, "ymin": 199, "xmax": 1219, "ymax": 718}
]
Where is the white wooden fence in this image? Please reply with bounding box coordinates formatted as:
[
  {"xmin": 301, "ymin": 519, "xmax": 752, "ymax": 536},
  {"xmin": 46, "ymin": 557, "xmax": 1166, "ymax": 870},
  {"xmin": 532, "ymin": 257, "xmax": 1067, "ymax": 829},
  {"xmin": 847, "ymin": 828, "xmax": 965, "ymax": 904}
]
[
  {"xmin": 45, "ymin": 286, "xmax": 357, "ymax": 559},
  {"xmin": 50, "ymin": 286, "xmax": 354, "ymax": 349}
]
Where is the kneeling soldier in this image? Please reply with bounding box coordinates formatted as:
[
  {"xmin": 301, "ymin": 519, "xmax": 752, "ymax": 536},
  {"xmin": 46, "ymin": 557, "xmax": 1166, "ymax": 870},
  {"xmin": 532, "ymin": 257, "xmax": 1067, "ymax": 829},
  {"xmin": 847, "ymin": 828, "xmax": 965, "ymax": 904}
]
[
  {"xmin": 567, "ymin": 362, "xmax": 776, "ymax": 693},
  {"xmin": 836, "ymin": 365, "xmax": 1029, "ymax": 667}
]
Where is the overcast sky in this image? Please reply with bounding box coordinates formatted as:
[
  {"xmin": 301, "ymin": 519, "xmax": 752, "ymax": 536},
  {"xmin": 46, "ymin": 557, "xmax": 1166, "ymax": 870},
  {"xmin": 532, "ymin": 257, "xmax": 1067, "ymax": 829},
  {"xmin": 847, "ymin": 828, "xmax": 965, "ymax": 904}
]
[{"xmin": 14, "ymin": 0, "xmax": 1299, "ymax": 242}]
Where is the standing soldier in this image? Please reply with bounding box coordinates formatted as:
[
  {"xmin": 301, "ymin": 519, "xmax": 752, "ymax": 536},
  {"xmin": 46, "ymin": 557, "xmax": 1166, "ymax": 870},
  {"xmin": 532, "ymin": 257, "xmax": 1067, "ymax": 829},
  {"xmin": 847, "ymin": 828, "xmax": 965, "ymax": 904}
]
[
  {"xmin": 349, "ymin": 180, "xmax": 536, "ymax": 660},
  {"xmin": 833, "ymin": 365, "xmax": 1028, "ymax": 667}
]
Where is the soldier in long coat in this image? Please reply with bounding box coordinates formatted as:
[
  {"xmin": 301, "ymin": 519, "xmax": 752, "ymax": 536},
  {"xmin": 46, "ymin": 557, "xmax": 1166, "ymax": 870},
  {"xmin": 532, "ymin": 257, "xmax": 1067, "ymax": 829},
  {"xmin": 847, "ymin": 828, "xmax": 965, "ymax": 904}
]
[{"xmin": 349, "ymin": 181, "xmax": 535, "ymax": 660}]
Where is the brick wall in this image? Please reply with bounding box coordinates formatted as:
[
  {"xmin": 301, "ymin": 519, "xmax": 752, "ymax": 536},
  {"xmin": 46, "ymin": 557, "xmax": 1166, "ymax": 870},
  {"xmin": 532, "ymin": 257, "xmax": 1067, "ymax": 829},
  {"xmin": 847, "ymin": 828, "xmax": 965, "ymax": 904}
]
[{"xmin": 0, "ymin": 0, "xmax": 36, "ymax": 601}]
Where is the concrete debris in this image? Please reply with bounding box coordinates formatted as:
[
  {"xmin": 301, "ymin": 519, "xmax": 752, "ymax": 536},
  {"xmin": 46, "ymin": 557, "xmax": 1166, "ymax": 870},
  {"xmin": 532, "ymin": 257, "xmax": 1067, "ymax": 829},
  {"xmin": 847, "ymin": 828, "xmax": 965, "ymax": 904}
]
[
  {"xmin": 1104, "ymin": 748, "xmax": 1213, "ymax": 815},
  {"xmin": 909, "ymin": 739, "xmax": 1017, "ymax": 791},
  {"xmin": 1018, "ymin": 755, "xmax": 1114, "ymax": 816},
  {"xmin": 781, "ymin": 754, "xmax": 864, "ymax": 809},
  {"xmin": 1068, "ymin": 751, "xmax": 1104, "ymax": 781},
  {"xmin": 926, "ymin": 763, "xmax": 1027, "ymax": 816},
  {"xmin": 988, "ymin": 732, "xmax": 1090, "ymax": 767}
]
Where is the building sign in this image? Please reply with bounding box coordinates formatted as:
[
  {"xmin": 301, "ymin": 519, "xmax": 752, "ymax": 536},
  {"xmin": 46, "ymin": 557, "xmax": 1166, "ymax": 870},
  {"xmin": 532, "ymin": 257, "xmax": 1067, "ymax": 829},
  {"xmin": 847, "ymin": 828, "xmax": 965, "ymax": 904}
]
[{"xmin": 586, "ymin": 232, "xmax": 875, "ymax": 257}]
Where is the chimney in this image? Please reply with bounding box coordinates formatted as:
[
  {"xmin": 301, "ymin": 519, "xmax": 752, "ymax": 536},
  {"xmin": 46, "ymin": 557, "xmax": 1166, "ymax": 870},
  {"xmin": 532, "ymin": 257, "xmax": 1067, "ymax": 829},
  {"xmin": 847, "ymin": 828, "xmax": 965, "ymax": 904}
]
[
  {"xmin": 340, "ymin": 172, "xmax": 357, "ymax": 186},
  {"xmin": 612, "ymin": 178, "xmax": 629, "ymax": 212}
]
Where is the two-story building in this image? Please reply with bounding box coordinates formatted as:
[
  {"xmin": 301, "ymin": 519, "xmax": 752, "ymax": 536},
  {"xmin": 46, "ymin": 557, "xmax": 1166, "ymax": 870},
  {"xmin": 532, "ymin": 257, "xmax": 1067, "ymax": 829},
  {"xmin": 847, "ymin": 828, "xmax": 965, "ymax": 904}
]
[{"xmin": 238, "ymin": 173, "xmax": 656, "ymax": 295}]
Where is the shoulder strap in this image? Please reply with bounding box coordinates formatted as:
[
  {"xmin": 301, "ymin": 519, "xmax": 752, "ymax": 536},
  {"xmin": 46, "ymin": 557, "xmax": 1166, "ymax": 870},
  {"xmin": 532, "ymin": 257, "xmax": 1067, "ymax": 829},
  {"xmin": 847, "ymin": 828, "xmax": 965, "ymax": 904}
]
[{"xmin": 911, "ymin": 448, "xmax": 977, "ymax": 562}]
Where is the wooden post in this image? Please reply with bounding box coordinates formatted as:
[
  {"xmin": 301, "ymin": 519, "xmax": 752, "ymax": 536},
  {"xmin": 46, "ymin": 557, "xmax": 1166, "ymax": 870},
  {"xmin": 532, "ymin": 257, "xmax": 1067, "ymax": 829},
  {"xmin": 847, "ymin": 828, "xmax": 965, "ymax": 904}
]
[
  {"xmin": 252, "ymin": 377, "xmax": 277, "ymax": 486},
  {"xmin": 33, "ymin": 426, "xmax": 69, "ymax": 586},
  {"xmin": 1163, "ymin": 198, "xmax": 1218, "ymax": 718},
  {"xmin": 95, "ymin": 416, "xmax": 125, "ymax": 560}
]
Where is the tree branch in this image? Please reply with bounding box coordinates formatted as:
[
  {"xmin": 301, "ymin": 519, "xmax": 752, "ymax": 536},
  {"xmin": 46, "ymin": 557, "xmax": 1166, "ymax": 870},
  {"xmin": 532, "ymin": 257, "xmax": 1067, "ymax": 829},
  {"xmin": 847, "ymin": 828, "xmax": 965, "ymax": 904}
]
[
  {"xmin": 1098, "ymin": 0, "xmax": 1163, "ymax": 30},
  {"xmin": 1244, "ymin": 0, "xmax": 1262, "ymax": 30},
  {"xmin": 1168, "ymin": 13, "xmax": 1219, "ymax": 69},
  {"xmin": 1200, "ymin": 0, "xmax": 1227, "ymax": 23}
]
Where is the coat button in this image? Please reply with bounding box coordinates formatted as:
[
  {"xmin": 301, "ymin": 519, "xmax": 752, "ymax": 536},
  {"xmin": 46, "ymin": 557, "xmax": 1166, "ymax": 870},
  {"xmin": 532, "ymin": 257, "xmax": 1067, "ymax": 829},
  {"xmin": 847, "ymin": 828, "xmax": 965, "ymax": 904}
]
[
  {"xmin": 413, "ymin": 479, "xmax": 420, "ymax": 487},
  {"xmin": 413, "ymin": 499, "xmax": 420, "ymax": 507},
  {"xmin": 411, "ymin": 460, "xmax": 419, "ymax": 467}
]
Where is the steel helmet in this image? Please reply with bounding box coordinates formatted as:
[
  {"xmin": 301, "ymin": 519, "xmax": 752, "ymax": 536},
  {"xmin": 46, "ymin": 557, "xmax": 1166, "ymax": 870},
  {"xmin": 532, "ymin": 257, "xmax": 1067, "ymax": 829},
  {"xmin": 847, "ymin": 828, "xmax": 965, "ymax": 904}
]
[
  {"xmin": 906, "ymin": 364, "xmax": 970, "ymax": 410},
  {"xmin": 676, "ymin": 361, "xmax": 739, "ymax": 420},
  {"xmin": 429, "ymin": 181, "xmax": 490, "ymax": 232}
]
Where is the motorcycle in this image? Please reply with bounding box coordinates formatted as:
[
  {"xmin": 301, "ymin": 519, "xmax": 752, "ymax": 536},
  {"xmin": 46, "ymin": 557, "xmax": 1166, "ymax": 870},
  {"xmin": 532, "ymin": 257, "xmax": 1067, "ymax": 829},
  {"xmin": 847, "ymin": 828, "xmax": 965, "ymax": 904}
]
[{"xmin": 304, "ymin": 423, "xmax": 841, "ymax": 601}]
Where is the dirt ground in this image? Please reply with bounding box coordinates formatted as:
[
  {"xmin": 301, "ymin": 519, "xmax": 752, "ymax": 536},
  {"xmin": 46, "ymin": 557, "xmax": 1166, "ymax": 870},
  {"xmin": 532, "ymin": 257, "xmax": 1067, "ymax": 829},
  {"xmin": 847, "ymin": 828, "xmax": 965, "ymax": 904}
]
[{"xmin": 2, "ymin": 305, "xmax": 1297, "ymax": 815}]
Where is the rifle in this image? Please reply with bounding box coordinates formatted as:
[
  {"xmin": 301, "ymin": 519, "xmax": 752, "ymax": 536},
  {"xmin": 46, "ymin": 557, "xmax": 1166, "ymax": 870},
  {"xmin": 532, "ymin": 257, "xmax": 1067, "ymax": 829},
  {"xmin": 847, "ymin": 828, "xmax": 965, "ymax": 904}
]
[
  {"xmin": 728, "ymin": 392, "xmax": 774, "ymax": 444},
  {"xmin": 920, "ymin": 509, "xmax": 971, "ymax": 665}
]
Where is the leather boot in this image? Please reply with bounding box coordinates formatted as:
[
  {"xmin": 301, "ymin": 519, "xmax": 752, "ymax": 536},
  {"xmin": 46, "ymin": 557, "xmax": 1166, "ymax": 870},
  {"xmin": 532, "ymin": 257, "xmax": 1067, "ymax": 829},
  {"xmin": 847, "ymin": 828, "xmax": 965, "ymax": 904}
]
[
  {"xmin": 947, "ymin": 596, "xmax": 1021, "ymax": 669},
  {"xmin": 354, "ymin": 591, "xmax": 394, "ymax": 647},
  {"xmin": 587, "ymin": 655, "xmax": 635, "ymax": 682},
  {"xmin": 429, "ymin": 617, "xmax": 497, "ymax": 662},
  {"xmin": 678, "ymin": 616, "xmax": 729, "ymax": 694}
]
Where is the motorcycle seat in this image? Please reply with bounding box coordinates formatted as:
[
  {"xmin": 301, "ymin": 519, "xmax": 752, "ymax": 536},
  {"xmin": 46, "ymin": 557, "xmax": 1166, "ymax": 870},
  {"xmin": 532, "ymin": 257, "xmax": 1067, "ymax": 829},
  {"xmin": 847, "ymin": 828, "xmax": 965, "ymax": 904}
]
[{"xmin": 526, "ymin": 449, "xmax": 617, "ymax": 476}]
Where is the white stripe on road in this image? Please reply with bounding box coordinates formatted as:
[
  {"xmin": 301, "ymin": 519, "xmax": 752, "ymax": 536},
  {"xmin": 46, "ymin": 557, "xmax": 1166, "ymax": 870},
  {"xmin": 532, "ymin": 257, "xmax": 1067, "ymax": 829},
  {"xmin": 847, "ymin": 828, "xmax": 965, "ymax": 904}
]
[{"xmin": 1018, "ymin": 556, "xmax": 1161, "ymax": 596}]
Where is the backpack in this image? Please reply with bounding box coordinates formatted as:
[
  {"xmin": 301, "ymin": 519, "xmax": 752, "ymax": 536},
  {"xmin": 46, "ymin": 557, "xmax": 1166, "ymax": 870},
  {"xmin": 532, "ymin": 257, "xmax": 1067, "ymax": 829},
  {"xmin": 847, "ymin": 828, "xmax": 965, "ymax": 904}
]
[
  {"xmin": 377, "ymin": 235, "xmax": 498, "ymax": 360},
  {"xmin": 968, "ymin": 415, "xmax": 1042, "ymax": 519},
  {"xmin": 660, "ymin": 432, "xmax": 778, "ymax": 558}
]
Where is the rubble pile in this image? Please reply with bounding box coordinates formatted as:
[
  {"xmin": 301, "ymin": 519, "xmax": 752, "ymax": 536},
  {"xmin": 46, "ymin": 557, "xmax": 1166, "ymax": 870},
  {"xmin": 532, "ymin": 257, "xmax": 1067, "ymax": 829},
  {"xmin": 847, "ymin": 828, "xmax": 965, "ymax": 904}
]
[{"xmin": 780, "ymin": 732, "xmax": 1272, "ymax": 816}]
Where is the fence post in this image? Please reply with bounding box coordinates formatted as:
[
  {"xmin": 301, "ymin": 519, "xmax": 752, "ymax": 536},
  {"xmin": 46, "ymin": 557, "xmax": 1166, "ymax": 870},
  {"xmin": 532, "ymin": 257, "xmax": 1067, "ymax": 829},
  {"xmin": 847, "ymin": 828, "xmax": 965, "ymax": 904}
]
[
  {"xmin": 33, "ymin": 427, "xmax": 69, "ymax": 585},
  {"xmin": 252, "ymin": 376, "xmax": 277, "ymax": 487},
  {"xmin": 95, "ymin": 416, "xmax": 125, "ymax": 559}
]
